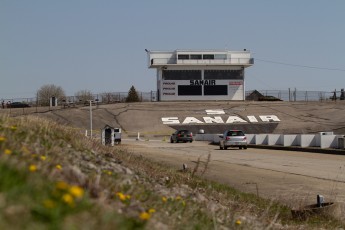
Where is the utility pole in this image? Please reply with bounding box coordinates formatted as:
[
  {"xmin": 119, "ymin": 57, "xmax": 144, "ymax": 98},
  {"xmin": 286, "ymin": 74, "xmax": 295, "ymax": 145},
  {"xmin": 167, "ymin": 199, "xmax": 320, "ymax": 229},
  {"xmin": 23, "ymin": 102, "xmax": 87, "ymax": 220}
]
[{"xmin": 89, "ymin": 100, "xmax": 93, "ymax": 138}]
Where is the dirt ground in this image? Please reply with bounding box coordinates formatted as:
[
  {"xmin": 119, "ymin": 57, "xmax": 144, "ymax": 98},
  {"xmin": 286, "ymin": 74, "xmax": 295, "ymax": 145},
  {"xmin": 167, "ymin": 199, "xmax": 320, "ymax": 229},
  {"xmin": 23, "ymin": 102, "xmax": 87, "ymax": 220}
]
[
  {"xmin": 122, "ymin": 139, "xmax": 345, "ymax": 217},
  {"xmin": 2, "ymin": 100, "xmax": 345, "ymax": 136}
]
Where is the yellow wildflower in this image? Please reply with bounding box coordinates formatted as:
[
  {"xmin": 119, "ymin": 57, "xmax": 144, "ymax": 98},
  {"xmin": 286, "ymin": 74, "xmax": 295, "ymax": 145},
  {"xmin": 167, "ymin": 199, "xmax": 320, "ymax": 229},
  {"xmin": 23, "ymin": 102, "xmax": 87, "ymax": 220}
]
[
  {"xmin": 103, "ymin": 170, "xmax": 112, "ymax": 175},
  {"xmin": 21, "ymin": 146, "xmax": 31, "ymax": 154},
  {"xmin": 139, "ymin": 211, "xmax": 151, "ymax": 221},
  {"xmin": 62, "ymin": 193, "xmax": 74, "ymax": 206},
  {"xmin": 29, "ymin": 164, "xmax": 37, "ymax": 172},
  {"xmin": 0, "ymin": 136, "xmax": 6, "ymax": 142},
  {"xmin": 116, "ymin": 192, "xmax": 127, "ymax": 201},
  {"xmin": 235, "ymin": 220, "xmax": 242, "ymax": 225},
  {"xmin": 69, "ymin": 185, "xmax": 84, "ymax": 198},
  {"xmin": 10, "ymin": 126, "xmax": 17, "ymax": 131},
  {"xmin": 4, "ymin": 149, "xmax": 12, "ymax": 155},
  {"xmin": 162, "ymin": 196, "xmax": 167, "ymax": 202},
  {"xmin": 43, "ymin": 199, "xmax": 56, "ymax": 209},
  {"xmin": 148, "ymin": 208, "xmax": 156, "ymax": 213},
  {"xmin": 40, "ymin": 156, "xmax": 47, "ymax": 161},
  {"xmin": 175, "ymin": 196, "xmax": 182, "ymax": 201},
  {"xmin": 56, "ymin": 164, "xmax": 62, "ymax": 170},
  {"xmin": 56, "ymin": 181, "xmax": 69, "ymax": 190}
]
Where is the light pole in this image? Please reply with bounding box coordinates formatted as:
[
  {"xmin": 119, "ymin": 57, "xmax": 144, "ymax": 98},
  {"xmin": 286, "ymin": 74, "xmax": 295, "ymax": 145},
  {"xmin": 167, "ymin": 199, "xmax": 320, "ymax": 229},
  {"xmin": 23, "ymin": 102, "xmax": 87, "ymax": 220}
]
[{"xmin": 89, "ymin": 100, "xmax": 93, "ymax": 138}]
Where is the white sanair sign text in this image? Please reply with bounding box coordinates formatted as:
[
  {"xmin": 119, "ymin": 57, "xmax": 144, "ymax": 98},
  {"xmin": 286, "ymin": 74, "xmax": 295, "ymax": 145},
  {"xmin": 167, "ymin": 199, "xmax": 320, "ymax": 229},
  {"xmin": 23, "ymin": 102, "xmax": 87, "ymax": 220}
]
[{"xmin": 161, "ymin": 109, "xmax": 280, "ymax": 125}]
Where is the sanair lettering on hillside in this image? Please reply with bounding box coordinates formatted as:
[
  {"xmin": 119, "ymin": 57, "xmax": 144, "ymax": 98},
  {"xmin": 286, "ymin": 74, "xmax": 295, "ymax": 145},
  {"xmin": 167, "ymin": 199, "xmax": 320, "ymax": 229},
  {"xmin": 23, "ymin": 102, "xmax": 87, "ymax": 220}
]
[{"xmin": 161, "ymin": 109, "xmax": 280, "ymax": 125}]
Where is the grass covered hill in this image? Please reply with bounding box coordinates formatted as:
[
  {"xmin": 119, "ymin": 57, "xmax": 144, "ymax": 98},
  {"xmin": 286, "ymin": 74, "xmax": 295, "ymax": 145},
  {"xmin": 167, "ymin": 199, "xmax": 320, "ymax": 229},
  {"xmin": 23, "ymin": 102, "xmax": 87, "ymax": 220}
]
[{"xmin": 0, "ymin": 115, "xmax": 344, "ymax": 229}]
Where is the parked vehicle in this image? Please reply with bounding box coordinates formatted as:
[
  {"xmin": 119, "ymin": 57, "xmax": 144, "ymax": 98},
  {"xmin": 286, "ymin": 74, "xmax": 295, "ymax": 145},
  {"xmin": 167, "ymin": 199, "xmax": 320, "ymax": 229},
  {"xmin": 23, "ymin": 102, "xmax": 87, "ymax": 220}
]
[
  {"xmin": 170, "ymin": 130, "xmax": 193, "ymax": 143},
  {"xmin": 219, "ymin": 130, "xmax": 247, "ymax": 150},
  {"xmin": 8, "ymin": 102, "xmax": 31, "ymax": 108}
]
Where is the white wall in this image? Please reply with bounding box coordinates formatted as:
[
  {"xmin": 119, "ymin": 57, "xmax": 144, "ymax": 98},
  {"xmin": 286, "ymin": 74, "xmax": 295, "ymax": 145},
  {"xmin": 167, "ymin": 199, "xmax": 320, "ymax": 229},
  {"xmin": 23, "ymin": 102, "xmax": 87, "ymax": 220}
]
[
  {"xmin": 283, "ymin": 135, "xmax": 298, "ymax": 146},
  {"xmin": 194, "ymin": 133, "xmax": 345, "ymax": 150},
  {"xmin": 268, "ymin": 134, "xmax": 282, "ymax": 145},
  {"xmin": 299, "ymin": 134, "xmax": 317, "ymax": 147},
  {"xmin": 255, "ymin": 134, "xmax": 268, "ymax": 145}
]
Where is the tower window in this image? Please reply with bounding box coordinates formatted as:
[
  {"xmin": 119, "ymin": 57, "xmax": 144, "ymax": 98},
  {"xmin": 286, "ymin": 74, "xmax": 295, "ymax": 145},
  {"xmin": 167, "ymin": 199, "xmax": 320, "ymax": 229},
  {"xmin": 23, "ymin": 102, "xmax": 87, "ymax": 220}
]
[{"xmin": 178, "ymin": 54, "xmax": 189, "ymax": 60}]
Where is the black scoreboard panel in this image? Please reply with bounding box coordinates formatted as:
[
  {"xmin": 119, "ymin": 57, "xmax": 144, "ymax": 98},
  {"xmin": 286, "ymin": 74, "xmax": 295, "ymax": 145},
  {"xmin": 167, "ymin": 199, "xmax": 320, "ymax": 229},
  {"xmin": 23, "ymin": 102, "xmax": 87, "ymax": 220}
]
[
  {"xmin": 163, "ymin": 70, "xmax": 201, "ymax": 80},
  {"xmin": 204, "ymin": 70, "xmax": 243, "ymax": 80},
  {"xmin": 204, "ymin": 85, "xmax": 228, "ymax": 95},
  {"xmin": 178, "ymin": 85, "xmax": 202, "ymax": 95}
]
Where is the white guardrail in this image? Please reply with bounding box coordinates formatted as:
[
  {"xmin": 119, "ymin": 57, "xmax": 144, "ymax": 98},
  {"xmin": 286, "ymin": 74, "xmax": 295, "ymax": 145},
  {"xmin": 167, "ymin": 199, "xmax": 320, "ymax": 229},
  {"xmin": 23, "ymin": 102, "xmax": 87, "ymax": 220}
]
[{"xmin": 194, "ymin": 132, "xmax": 345, "ymax": 149}]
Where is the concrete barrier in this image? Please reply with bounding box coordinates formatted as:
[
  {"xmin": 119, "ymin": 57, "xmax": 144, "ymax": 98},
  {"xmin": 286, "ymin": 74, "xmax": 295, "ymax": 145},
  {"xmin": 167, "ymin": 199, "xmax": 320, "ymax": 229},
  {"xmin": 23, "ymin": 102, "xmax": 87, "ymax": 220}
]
[
  {"xmin": 320, "ymin": 135, "xmax": 338, "ymax": 148},
  {"xmin": 246, "ymin": 134, "xmax": 255, "ymax": 144},
  {"xmin": 256, "ymin": 134, "xmax": 268, "ymax": 145},
  {"xmin": 194, "ymin": 132, "xmax": 345, "ymax": 150},
  {"xmin": 298, "ymin": 134, "xmax": 317, "ymax": 147},
  {"xmin": 268, "ymin": 134, "xmax": 282, "ymax": 146},
  {"xmin": 283, "ymin": 135, "xmax": 298, "ymax": 147}
]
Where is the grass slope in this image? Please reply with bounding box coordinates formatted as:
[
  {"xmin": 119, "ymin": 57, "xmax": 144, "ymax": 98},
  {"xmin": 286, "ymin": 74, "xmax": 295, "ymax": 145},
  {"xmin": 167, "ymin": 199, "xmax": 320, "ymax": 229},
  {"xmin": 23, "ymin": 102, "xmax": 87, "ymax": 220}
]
[{"xmin": 0, "ymin": 115, "xmax": 343, "ymax": 229}]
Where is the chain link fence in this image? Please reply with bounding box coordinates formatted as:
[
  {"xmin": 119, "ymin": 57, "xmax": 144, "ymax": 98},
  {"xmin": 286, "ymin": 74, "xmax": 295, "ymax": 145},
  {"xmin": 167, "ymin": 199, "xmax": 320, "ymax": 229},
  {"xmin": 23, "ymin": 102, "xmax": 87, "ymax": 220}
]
[
  {"xmin": 1, "ymin": 89, "xmax": 344, "ymax": 116},
  {"xmin": 245, "ymin": 89, "xmax": 345, "ymax": 102},
  {"xmin": 1, "ymin": 91, "xmax": 156, "ymax": 106}
]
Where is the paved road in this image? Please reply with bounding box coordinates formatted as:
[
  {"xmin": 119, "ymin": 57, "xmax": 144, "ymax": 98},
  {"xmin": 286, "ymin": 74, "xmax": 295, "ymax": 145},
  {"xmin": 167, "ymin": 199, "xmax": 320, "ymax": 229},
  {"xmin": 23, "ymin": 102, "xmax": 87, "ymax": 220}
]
[{"xmin": 123, "ymin": 139, "xmax": 345, "ymax": 209}]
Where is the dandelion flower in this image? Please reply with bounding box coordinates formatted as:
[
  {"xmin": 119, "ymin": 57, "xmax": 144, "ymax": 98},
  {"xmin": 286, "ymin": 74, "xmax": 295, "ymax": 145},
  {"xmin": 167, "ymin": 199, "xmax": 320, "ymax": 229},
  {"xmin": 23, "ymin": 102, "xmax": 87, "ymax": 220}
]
[
  {"xmin": 56, "ymin": 181, "xmax": 69, "ymax": 190},
  {"xmin": 40, "ymin": 156, "xmax": 46, "ymax": 161},
  {"xmin": 29, "ymin": 164, "xmax": 37, "ymax": 172},
  {"xmin": 62, "ymin": 193, "xmax": 74, "ymax": 206},
  {"xmin": 116, "ymin": 192, "xmax": 127, "ymax": 201},
  {"xmin": 56, "ymin": 164, "xmax": 62, "ymax": 170},
  {"xmin": 139, "ymin": 211, "xmax": 151, "ymax": 221},
  {"xmin": 4, "ymin": 149, "xmax": 12, "ymax": 155},
  {"xmin": 43, "ymin": 199, "xmax": 56, "ymax": 209},
  {"xmin": 148, "ymin": 208, "xmax": 156, "ymax": 213},
  {"xmin": 21, "ymin": 146, "xmax": 31, "ymax": 154},
  {"xmin": 162, "ymin": 196, "xmax": 167, "ymax": 202},
  {"xmin": 69, "ymin": 185, "xmax": 84, "ymax": 198},
  {"xmin": 0, "ymin": 136, "xmax": 6, "ymax": 142},
  {"xmin": 235, "ymin": 220, "xmax": 242, "ymax": 225}
]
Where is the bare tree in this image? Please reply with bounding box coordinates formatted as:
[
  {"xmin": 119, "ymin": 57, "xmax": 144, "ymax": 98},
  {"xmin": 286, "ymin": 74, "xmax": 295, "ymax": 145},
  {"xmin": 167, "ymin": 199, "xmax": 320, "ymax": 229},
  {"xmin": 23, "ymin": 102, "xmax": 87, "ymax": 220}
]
[
  {"xmin": 37, "ymin": 84, "xmax": 66, "ymax": 106},
  {"xmin": 101, "ymin": 92, "xmax": 121, "ymax": 104},
  {"xmin": 75, "ymin": 90, "xmax": 94, "ymax": 103}
]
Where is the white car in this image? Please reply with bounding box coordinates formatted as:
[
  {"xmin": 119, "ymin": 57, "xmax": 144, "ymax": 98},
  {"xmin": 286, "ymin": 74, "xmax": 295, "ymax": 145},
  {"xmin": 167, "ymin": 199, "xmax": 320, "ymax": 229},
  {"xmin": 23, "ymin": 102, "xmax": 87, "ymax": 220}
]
[{"xmin": 219, "ymin": 130, "xmax": 247, "ymax": 150}]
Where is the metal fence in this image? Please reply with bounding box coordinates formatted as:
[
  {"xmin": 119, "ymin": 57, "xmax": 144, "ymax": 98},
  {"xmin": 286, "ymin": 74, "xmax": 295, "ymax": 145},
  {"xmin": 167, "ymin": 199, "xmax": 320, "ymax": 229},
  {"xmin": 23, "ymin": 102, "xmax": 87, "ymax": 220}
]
[
  {"xmin": 1, "ymin": 91, "xmax": 157, "ymax": 107},
  {"xmin": 245, "ymin": 89, "xmax": 344, "ymax": 102},
  {"xmin": 1, "ymin": 89, "xmax": 344, "ymax": 109}
]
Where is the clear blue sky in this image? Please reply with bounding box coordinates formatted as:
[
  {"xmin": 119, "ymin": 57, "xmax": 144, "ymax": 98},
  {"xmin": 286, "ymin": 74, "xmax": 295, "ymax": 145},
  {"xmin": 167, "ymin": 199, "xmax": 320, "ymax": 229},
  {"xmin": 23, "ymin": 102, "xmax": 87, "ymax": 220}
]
[{"xmin": 1, "ymin": 0, "xmax": 345, "ymax": 99}]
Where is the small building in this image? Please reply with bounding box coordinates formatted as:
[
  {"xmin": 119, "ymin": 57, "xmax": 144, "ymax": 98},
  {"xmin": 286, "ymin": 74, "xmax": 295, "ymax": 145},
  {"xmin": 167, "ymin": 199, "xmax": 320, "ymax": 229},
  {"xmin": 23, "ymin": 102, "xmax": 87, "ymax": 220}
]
[
  {"xmin": 101, "ymin": 125, "xmax": 121, "ymax": 146},
  {"xmin": 147, "ymin": 49, "xmax": 253, "ymax": 101},
  {"xmin": 246, "ymin": 90, "xmax": 264, "ymax": 101},
  {"xmin": 246, "ymin": 90, "xmax": 282, "ymax": 101}
]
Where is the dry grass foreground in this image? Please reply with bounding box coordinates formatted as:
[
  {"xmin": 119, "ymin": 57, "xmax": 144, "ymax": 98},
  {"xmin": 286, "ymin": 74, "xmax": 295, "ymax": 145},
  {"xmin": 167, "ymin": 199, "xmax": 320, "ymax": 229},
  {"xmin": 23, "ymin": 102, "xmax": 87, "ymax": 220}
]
[{"xmin": 0, "ymin": 114, "xmax": 344, "ymax": 229}]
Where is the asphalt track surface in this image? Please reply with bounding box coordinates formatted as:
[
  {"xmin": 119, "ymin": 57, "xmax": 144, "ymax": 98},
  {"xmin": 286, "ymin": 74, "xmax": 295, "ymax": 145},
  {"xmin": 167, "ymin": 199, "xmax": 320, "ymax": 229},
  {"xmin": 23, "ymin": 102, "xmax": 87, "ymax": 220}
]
[{"xmin": 123, "ymin": 139, "xmax": 345, "ymax": 210}]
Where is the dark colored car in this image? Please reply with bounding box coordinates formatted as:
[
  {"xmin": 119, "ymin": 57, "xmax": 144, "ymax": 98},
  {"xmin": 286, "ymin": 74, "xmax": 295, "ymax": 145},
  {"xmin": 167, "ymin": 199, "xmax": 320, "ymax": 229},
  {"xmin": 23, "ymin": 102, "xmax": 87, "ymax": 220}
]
[
  {"xmin": 8, "ymin": 102, "xmax": 31, "ymax": 108},
  {"xmin": 170, "ymin": 130, "xmax": 193, "ymax": 143}
]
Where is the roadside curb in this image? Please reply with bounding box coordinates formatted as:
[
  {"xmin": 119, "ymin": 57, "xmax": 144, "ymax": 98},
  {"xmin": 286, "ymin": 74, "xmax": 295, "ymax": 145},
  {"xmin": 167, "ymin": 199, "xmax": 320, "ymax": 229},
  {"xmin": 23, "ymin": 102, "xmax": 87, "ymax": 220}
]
[{"xmin": 248, "ymin": 144, "xmax": 345, "ymax": 155}]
